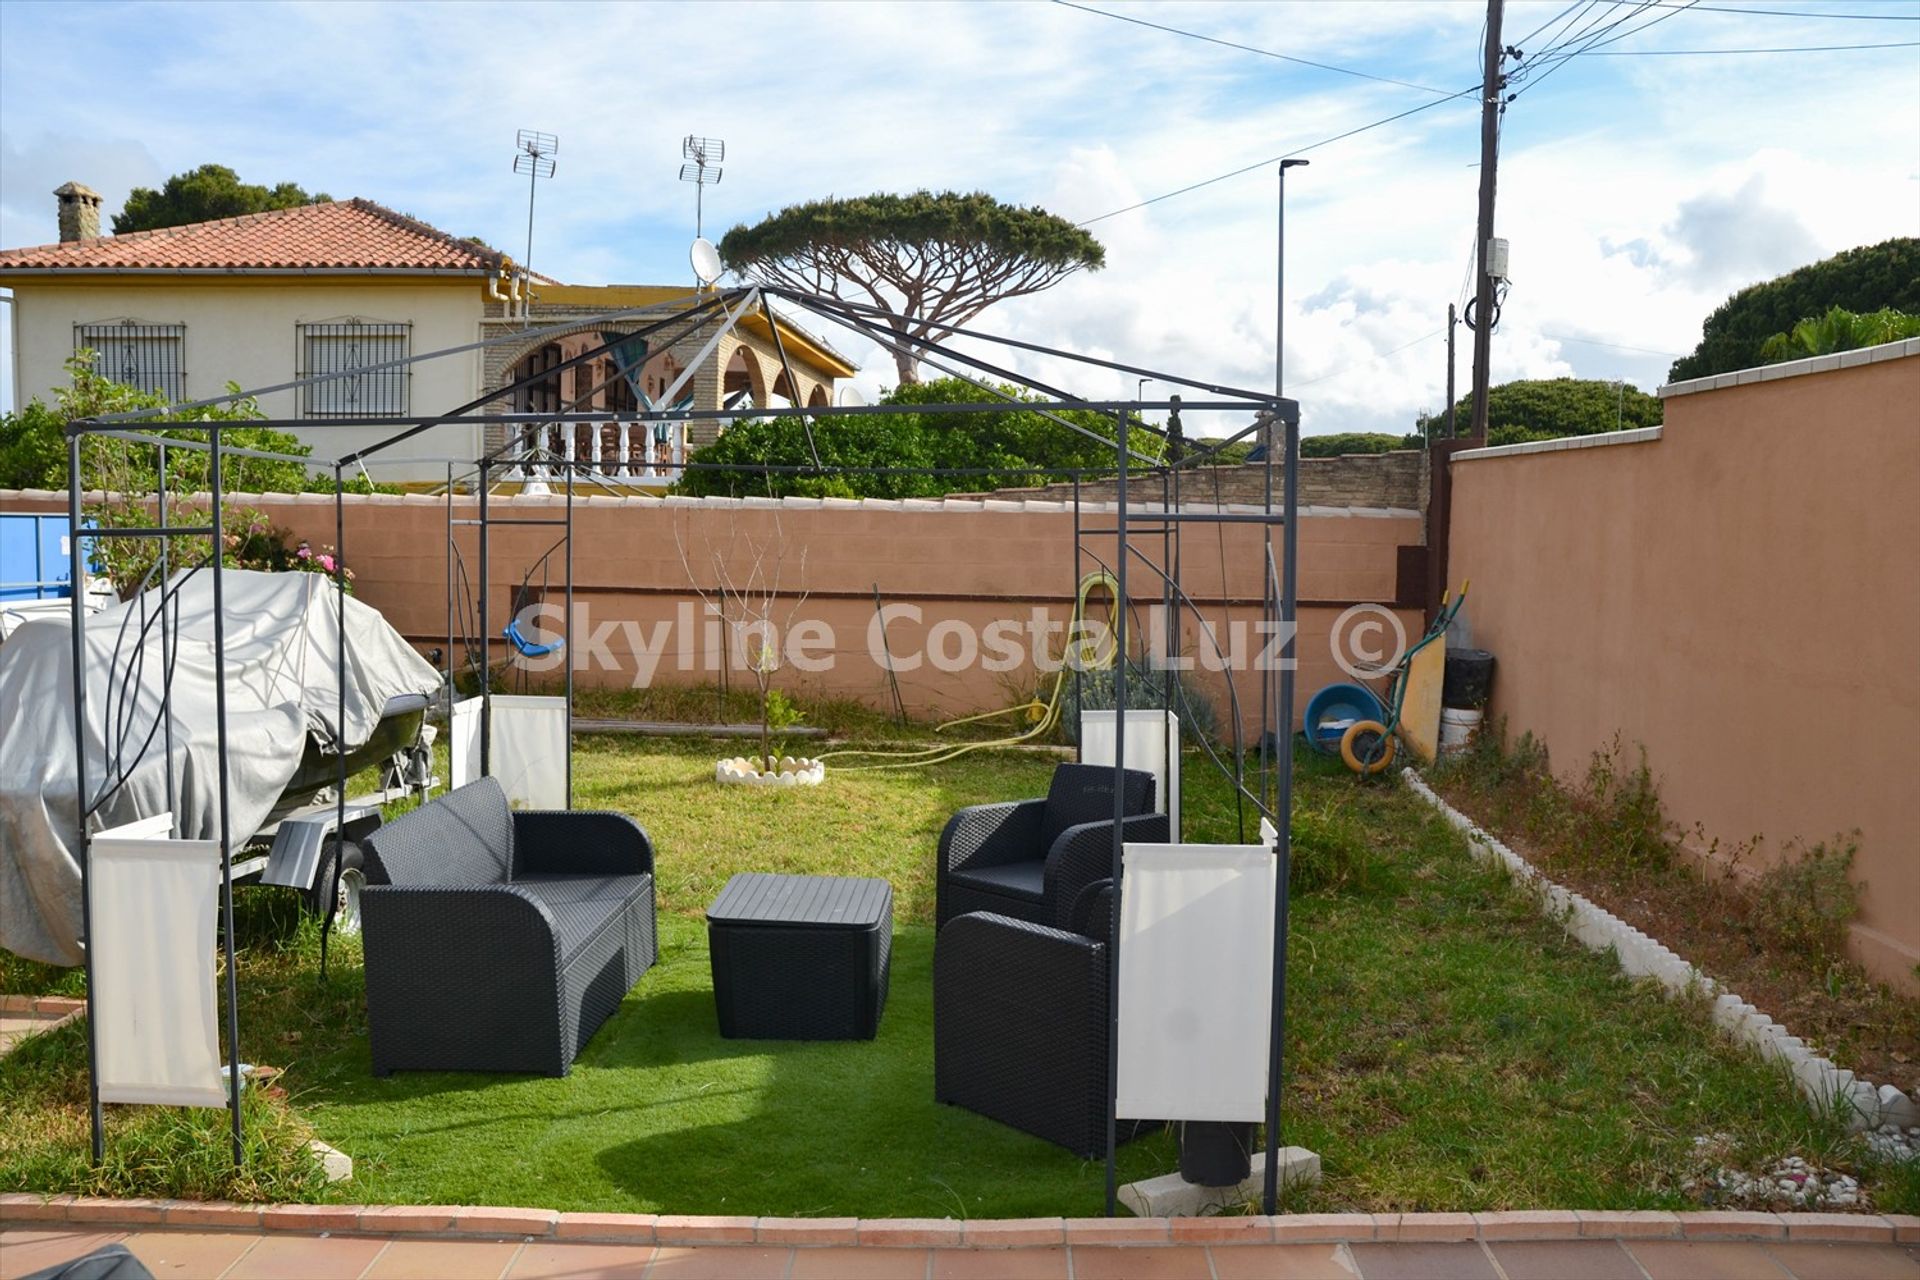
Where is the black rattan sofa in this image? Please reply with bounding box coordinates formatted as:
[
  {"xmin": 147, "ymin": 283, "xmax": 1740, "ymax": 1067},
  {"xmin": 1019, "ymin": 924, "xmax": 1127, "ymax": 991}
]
[
  {"xmin": 360, "ymin": 776, "xmax": 657, "ymax": 1076},
  {"xmin": 935, "ymin": 762, "xmax": 1165, "ymax": 929},
  {"xmin": 935, "ymin": 879, "xmax": 1152, "ymax": 1157}
]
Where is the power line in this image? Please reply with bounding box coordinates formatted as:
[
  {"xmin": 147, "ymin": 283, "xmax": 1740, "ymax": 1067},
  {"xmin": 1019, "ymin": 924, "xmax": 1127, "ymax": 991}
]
[
  {"xmin": 1050, "ymin": 0, "xmax": 1458, "ymax": 96},
  {"xmin": 1076, "ymin": 87, "xmax": 1478, "ymax": 226},
  {"xmin": 1513, "ymin": 0, "xmax": 1602, "ymax": 52},
  {"xmin": 1639, "ymin": 1, "xmax": 1919, "ymax": 18},
  {"xmin": 1290, "ymin": 328, "xmax": 1444, "ymax": 388},
  {"xmin": 1543, "ymin": 333, "xmax": 1683, "ymax": 356},
  {"xmin": 1583, "ymin": 37, "xmax": 1920, "ymax": 50},
  {"xmin": 1510, "ymin": 0, "xmax": 1695, "ymax": 99}
]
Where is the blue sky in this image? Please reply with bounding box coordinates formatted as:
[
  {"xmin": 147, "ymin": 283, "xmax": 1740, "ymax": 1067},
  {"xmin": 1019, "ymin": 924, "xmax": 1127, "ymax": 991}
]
[{"xmin": 2, "ymin": 0, "xmax": 1916, "ymax": 436}]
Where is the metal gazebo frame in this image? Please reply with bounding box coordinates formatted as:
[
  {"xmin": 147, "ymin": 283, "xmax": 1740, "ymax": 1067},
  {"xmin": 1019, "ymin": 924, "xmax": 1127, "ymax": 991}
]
[{"xmin": 65, "ymin": 283, "xmax": 1303, "ymax": 1215}]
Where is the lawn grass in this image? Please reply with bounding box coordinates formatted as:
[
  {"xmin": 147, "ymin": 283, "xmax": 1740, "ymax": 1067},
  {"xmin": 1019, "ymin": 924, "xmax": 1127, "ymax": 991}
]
[{"xmin": 1, "ymin": 732, "xmax": 1898, "ymax": 1215}]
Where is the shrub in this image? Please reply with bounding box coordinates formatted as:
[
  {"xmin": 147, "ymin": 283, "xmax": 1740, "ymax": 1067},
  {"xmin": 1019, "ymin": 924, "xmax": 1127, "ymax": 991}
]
[
  {"xmin": 1749, "ymin": 835, "xmax": 1862, "ymax": 965},
  {"xmin": 1059, "ymin": 659, "xmax": 1223, "ymax": 747}
]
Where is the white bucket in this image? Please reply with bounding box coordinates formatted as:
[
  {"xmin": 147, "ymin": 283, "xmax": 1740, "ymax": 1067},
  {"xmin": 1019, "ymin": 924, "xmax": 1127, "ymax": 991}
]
[{"xmin": 1439, "ymin": 706, "xmax": 1483, "ymax": 755}]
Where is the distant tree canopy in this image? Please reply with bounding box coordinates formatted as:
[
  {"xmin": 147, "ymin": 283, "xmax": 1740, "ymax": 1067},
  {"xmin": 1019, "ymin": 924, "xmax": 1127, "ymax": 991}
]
[
  {"xmin": 1759, "ymin": 305, "xmax": 1920, "ymax": 363},
  {"xmin": 1421, "ymin": 378, "xmax": 1662, "ymax": 448},
  {"xmin": 1669, "ymin": 238, "xmax": 1919, "ymax": 382},
  {"xmin": 677, "ymin": 377, "xmax": 1161, "ymax": 499},
  {"xmin": 1301, "ymin": 431, "xmax": 1421, "ymax": 458},
  {"xmin": 720, "ymin": 191, "xmax": 1105, "ymax": 385},
  {"xmin": 114, "ymin": 164, "xmax": 330, "ymax": 234}
]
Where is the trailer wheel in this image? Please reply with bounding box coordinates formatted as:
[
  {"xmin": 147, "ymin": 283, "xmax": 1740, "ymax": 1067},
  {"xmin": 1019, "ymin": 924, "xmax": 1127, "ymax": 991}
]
[{"xmin": 306, "ymin": 839, "xmax": 366, "ymax": 936}]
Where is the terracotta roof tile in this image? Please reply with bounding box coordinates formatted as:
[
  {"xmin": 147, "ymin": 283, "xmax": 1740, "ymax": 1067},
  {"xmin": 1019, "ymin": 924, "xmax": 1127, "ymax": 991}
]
[{"xmin": 0, "ymin": 198, "xmax": 504, "ymax": 273}]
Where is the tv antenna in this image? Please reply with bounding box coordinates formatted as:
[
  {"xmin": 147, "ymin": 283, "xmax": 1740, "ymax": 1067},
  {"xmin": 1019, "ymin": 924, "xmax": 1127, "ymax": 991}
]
[
  {"xmin": 512, "ymin": 129, "xmax": 558, "ymax": 287},
  {"xmin": 679, "ymin": 135, "xmax": 724, "ymax": 241}
]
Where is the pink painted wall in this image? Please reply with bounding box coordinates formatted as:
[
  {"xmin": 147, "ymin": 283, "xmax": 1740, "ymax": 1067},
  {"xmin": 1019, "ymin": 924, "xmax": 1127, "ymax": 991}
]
[{"xmin": 1447, "ymin": 351, "xmax": 1920, "ymax": 992}]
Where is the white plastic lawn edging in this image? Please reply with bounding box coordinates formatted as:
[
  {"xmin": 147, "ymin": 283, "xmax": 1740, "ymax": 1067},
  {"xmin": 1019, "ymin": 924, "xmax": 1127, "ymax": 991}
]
[
  {"xmin": 1400, "ymin": 768, "xmax": 1918, "ymax": 1134},
  {"xmin": 714, "ymin": 756, "xmax": 826, "ymax": 787}
]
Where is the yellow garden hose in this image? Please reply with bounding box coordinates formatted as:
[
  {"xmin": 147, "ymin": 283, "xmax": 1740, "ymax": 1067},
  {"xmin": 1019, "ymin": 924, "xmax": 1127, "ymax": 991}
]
[{"xmin": 823, "ymin": 569, "xmax": 1122, "ymax": 771}]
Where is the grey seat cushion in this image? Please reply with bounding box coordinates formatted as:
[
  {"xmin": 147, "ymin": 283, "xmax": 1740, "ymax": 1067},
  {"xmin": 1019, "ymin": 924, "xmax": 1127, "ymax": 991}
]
[
  {"xmin": 515, "ymin": 873, "xmax": 651, "ymax": 958},
  {"xmin": 947, "ymin": 860, "xmax": 1045, "ymax": 903}
]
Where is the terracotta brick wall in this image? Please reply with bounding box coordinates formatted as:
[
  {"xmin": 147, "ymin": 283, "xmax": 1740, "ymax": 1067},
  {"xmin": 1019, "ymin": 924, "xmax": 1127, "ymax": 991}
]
[
  {"xmin": 4, "ymin": 489, "xmax": 1423, "ymax": 737},
  {"xmin": 973, "ymin": 452, "xmax": 1427, "ymax": 513}
]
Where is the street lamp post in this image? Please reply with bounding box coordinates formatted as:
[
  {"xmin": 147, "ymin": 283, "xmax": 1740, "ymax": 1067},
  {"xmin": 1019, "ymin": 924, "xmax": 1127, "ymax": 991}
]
[{"xmin": 1276, "ymin": 159, "xmax": 1310, "ymax": 400}]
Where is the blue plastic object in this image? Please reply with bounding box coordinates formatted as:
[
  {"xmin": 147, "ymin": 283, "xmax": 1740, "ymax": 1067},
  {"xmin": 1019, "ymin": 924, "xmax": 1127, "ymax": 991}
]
[
  {"xmin": 0, "ymin": 513, "xmax": 83, "ymax": 602},
  {"xmin": 1303, "ymin": 681, "xmax": 1388, "ymax": 754},
  {"xmin": 503, "ymin": 617, "xmax": 564, "ymax": 658}
]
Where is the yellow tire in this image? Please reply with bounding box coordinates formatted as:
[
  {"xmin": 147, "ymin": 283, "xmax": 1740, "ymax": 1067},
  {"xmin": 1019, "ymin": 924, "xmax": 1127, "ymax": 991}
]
[{"xmin": 1340, "ymin": 720, "xmax": 1396, "ymax": 775}]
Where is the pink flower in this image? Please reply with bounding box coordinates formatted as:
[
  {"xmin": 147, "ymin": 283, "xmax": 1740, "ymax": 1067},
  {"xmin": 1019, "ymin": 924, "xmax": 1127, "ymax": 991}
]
[
  {"xmin": 295, "ymin": 542, "xmax": 312, "ymax": 560},
  {"xmin": 317, "ymin": 554, "xmax": 336, "ymax": 573}
]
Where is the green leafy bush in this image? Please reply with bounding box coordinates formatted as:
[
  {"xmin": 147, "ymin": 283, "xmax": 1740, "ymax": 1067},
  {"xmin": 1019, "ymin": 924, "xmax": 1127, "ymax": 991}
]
[
  {"xmin": 1749, "ymin": 835, "xmax": 1862, "ymax": 965},
  {"xmin": 678, "ymin": 377, "xmax": 1162, "ymax": 499},
  {"xmin": 1670, "ymin": 238, "xmax": 1919, "ymax": 381}
]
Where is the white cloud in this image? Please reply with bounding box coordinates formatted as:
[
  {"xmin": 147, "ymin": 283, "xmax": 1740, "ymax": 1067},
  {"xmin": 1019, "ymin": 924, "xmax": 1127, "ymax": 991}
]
[{"xmin": 2, "ymin": 0, "xmax": 1915, "ymax": 425}]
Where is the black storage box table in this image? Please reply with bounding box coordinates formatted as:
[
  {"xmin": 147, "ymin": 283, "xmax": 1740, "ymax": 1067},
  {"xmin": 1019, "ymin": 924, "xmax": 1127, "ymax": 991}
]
[{"xmin": 706, "ymin": 872, "xmax": 892, "ymax": 1040}]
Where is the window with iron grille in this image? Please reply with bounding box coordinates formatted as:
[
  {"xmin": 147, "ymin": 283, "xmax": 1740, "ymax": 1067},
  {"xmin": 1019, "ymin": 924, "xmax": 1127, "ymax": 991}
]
[
  {"xmin": 74, "ymin": 321, "xmax": 186, "ymax": 402},
  {"xmin": 297, "ymin": 321, "xmax": 410, "ymax": 417}
]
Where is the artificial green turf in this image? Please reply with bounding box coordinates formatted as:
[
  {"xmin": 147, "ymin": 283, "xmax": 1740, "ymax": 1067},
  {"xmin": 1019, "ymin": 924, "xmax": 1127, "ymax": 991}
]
[
  {"xmin": 1, "ymin": 734, "xmax": 1892, "ymax": 1214},
  {"xmin": 298, "ymin": 916, "xmax": 1171, "ymax": 1216}
]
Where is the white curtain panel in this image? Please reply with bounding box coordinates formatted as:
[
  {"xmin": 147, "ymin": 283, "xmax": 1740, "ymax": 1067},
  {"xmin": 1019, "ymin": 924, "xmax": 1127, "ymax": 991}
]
[
  {"xmin": 1081, "ymin": 710, "xmax": 1180, "ymax": 831},
  {"xmin": 449, "ymin": 696, "xmax": 483, "ymax": 791},
  {"xmin": 1115, "ymin": 842, "xmax": 1276, "ymax": 1123},
  {"xmin": 90, "ymin": 814, "xmax": 227, "ymax": 1107},
  {"xmin": 486, "ymin": 695, "xmax": 567, "ymax": 809}
]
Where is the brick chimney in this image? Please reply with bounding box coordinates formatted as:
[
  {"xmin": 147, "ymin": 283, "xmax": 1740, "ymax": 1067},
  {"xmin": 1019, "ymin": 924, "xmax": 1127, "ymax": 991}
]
[{"xmin": 55, "ymin": 182, "xmax": 103, "ymax": 243}]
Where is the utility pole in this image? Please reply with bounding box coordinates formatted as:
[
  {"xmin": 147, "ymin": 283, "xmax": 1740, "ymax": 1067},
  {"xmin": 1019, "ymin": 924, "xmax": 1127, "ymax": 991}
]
[
  {"xmin": 1445, "ymin": 302, "xmax": 1458, "ymax": 440},
  {"xmin": 1468, "ymin": 0, "xmax": 1505, "ymax": 442}
]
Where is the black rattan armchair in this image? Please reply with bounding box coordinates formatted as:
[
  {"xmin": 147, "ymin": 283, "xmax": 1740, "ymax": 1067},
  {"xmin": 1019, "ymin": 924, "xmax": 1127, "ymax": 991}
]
[
  {"xmin": 936, "ymin": 762, "xmax": 1165, "ymax": 929},
  {"xmin": 360, "ymin": 776, "xmax": 657, "ymax": 1077},
  {"xmin": 934, "ymin": 880, "xmax": 1153, "ymax": 1157}
]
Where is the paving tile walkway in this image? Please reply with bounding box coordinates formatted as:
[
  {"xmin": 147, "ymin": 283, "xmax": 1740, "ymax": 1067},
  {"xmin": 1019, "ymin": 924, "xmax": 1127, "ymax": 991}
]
[{"xmin": 5, "ymin": 1228, "xmax": 1919, "ymax": 1280}]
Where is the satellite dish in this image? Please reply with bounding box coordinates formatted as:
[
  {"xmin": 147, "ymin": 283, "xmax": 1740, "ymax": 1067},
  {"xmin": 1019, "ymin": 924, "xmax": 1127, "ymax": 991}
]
[
  {"xmin": 690, "ymin": 237, "xmax": 723, "ymax": 285},
  {"xmin": 836, "ymin": 384, "xmax": 867, "ymax": 407}
]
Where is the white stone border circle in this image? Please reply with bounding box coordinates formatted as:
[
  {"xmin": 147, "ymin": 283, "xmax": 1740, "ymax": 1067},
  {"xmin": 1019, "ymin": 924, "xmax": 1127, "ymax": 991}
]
[{"xmin": 715, "ymin": 756, "xmax": 826, "ymax": 787}]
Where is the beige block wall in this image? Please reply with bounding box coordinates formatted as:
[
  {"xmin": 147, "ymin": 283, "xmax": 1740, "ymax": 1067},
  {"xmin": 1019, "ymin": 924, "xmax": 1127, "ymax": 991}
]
[
  {"xmin": 6, "ymin": 278, "xmax": 487, "ymax": 479},
  {"xmin": 1446, "ymin": 351, "xmax": 1920, "ymax": 992}
]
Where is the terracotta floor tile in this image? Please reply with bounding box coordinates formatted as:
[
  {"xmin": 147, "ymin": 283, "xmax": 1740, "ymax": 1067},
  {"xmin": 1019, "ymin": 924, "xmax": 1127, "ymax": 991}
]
[
  {"xmin": 1070, "ymin": 1245, "xmax": 1215, "ymax": 1279},
  {"xmin": 362, "ymin": 1238, "xmax": 524, "ymax": 1280},
  {"xmin": 0, "ymin": 1229, "xmax": 127, "ymax": 1276},
  {"xmin": 788, "ymin": 1247, "xmax": 931, "ymax": 1279},
  {"xmin": 224, "ymin": 1233, "xmax": 388, "ymax": 1280},
  {"xmin": 1629, "ymin": 1240, "xmax": 1793, "ymax": 1280},
  {"xmin": 1488, "ymin": 1240, "xmax": 1645, "ymax": 1280},
  {"xmin": 504, "ymin": 1241, "xmax": 657, "ymax": 1279},
  {"xmin": 122, "ymin": 1230, "xmax": 261, "ymax": 1278},
  {"xmin": 1347, "ymin": 1241, "xmax": 1499, "ymax": 1280},
  {"xmin": 1209, "ymin": 1243, "xmax": 1360, "ymax": 1280},
  {"xmin": 931, "ymin": 1246, "xmax": 1071, "ymax": 1280},
  {"xmin": 1764, "ymin": 1243, "xmax": 1920, "ymax": 1280},
  {"xmin": 641, "ymin": 1246, "xmax": 791, "ymax": 1279}
]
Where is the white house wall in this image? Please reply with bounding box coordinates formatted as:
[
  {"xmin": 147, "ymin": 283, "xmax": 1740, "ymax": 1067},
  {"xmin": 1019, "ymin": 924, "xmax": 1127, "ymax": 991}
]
[{"xmin": 9, "ymin": 279, "xmax": 484, "ymax": 480}]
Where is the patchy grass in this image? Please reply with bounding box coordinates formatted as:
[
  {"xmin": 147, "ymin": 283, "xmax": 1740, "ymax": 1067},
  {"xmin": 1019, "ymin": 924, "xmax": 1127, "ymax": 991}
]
[
  {"xmin": 1, "ymin": 733, "xmax": 1900, "ymax": 1213},
  {"xmin": 1427, "ymin": 724, "xmax": 1920, "ymax": 1108}
]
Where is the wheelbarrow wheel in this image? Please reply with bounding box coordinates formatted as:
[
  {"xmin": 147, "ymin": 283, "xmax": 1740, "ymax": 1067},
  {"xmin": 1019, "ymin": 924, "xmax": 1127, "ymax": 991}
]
[{"xmin": 1340, "ymin": 720, "xmax": 1396, "ymax": 775}]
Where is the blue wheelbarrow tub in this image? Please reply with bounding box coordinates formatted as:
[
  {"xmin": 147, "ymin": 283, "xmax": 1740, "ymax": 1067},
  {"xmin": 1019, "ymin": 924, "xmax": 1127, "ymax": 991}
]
[{"xmin": 1304, "ymin": 682, "xmax": 1388, "ymax": 754}]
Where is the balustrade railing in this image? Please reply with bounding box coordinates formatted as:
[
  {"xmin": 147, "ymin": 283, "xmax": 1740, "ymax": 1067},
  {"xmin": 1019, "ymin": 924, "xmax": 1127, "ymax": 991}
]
[{"xmin": 507, "ymin": 420, "xmax": 686, "ymax": 487}]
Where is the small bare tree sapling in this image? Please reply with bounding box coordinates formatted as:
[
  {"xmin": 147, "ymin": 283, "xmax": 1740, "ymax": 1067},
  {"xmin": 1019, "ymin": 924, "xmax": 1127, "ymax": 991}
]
[{"xmin": 676, "ymin": 511, "xmax": 810, "ymax": 775}]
